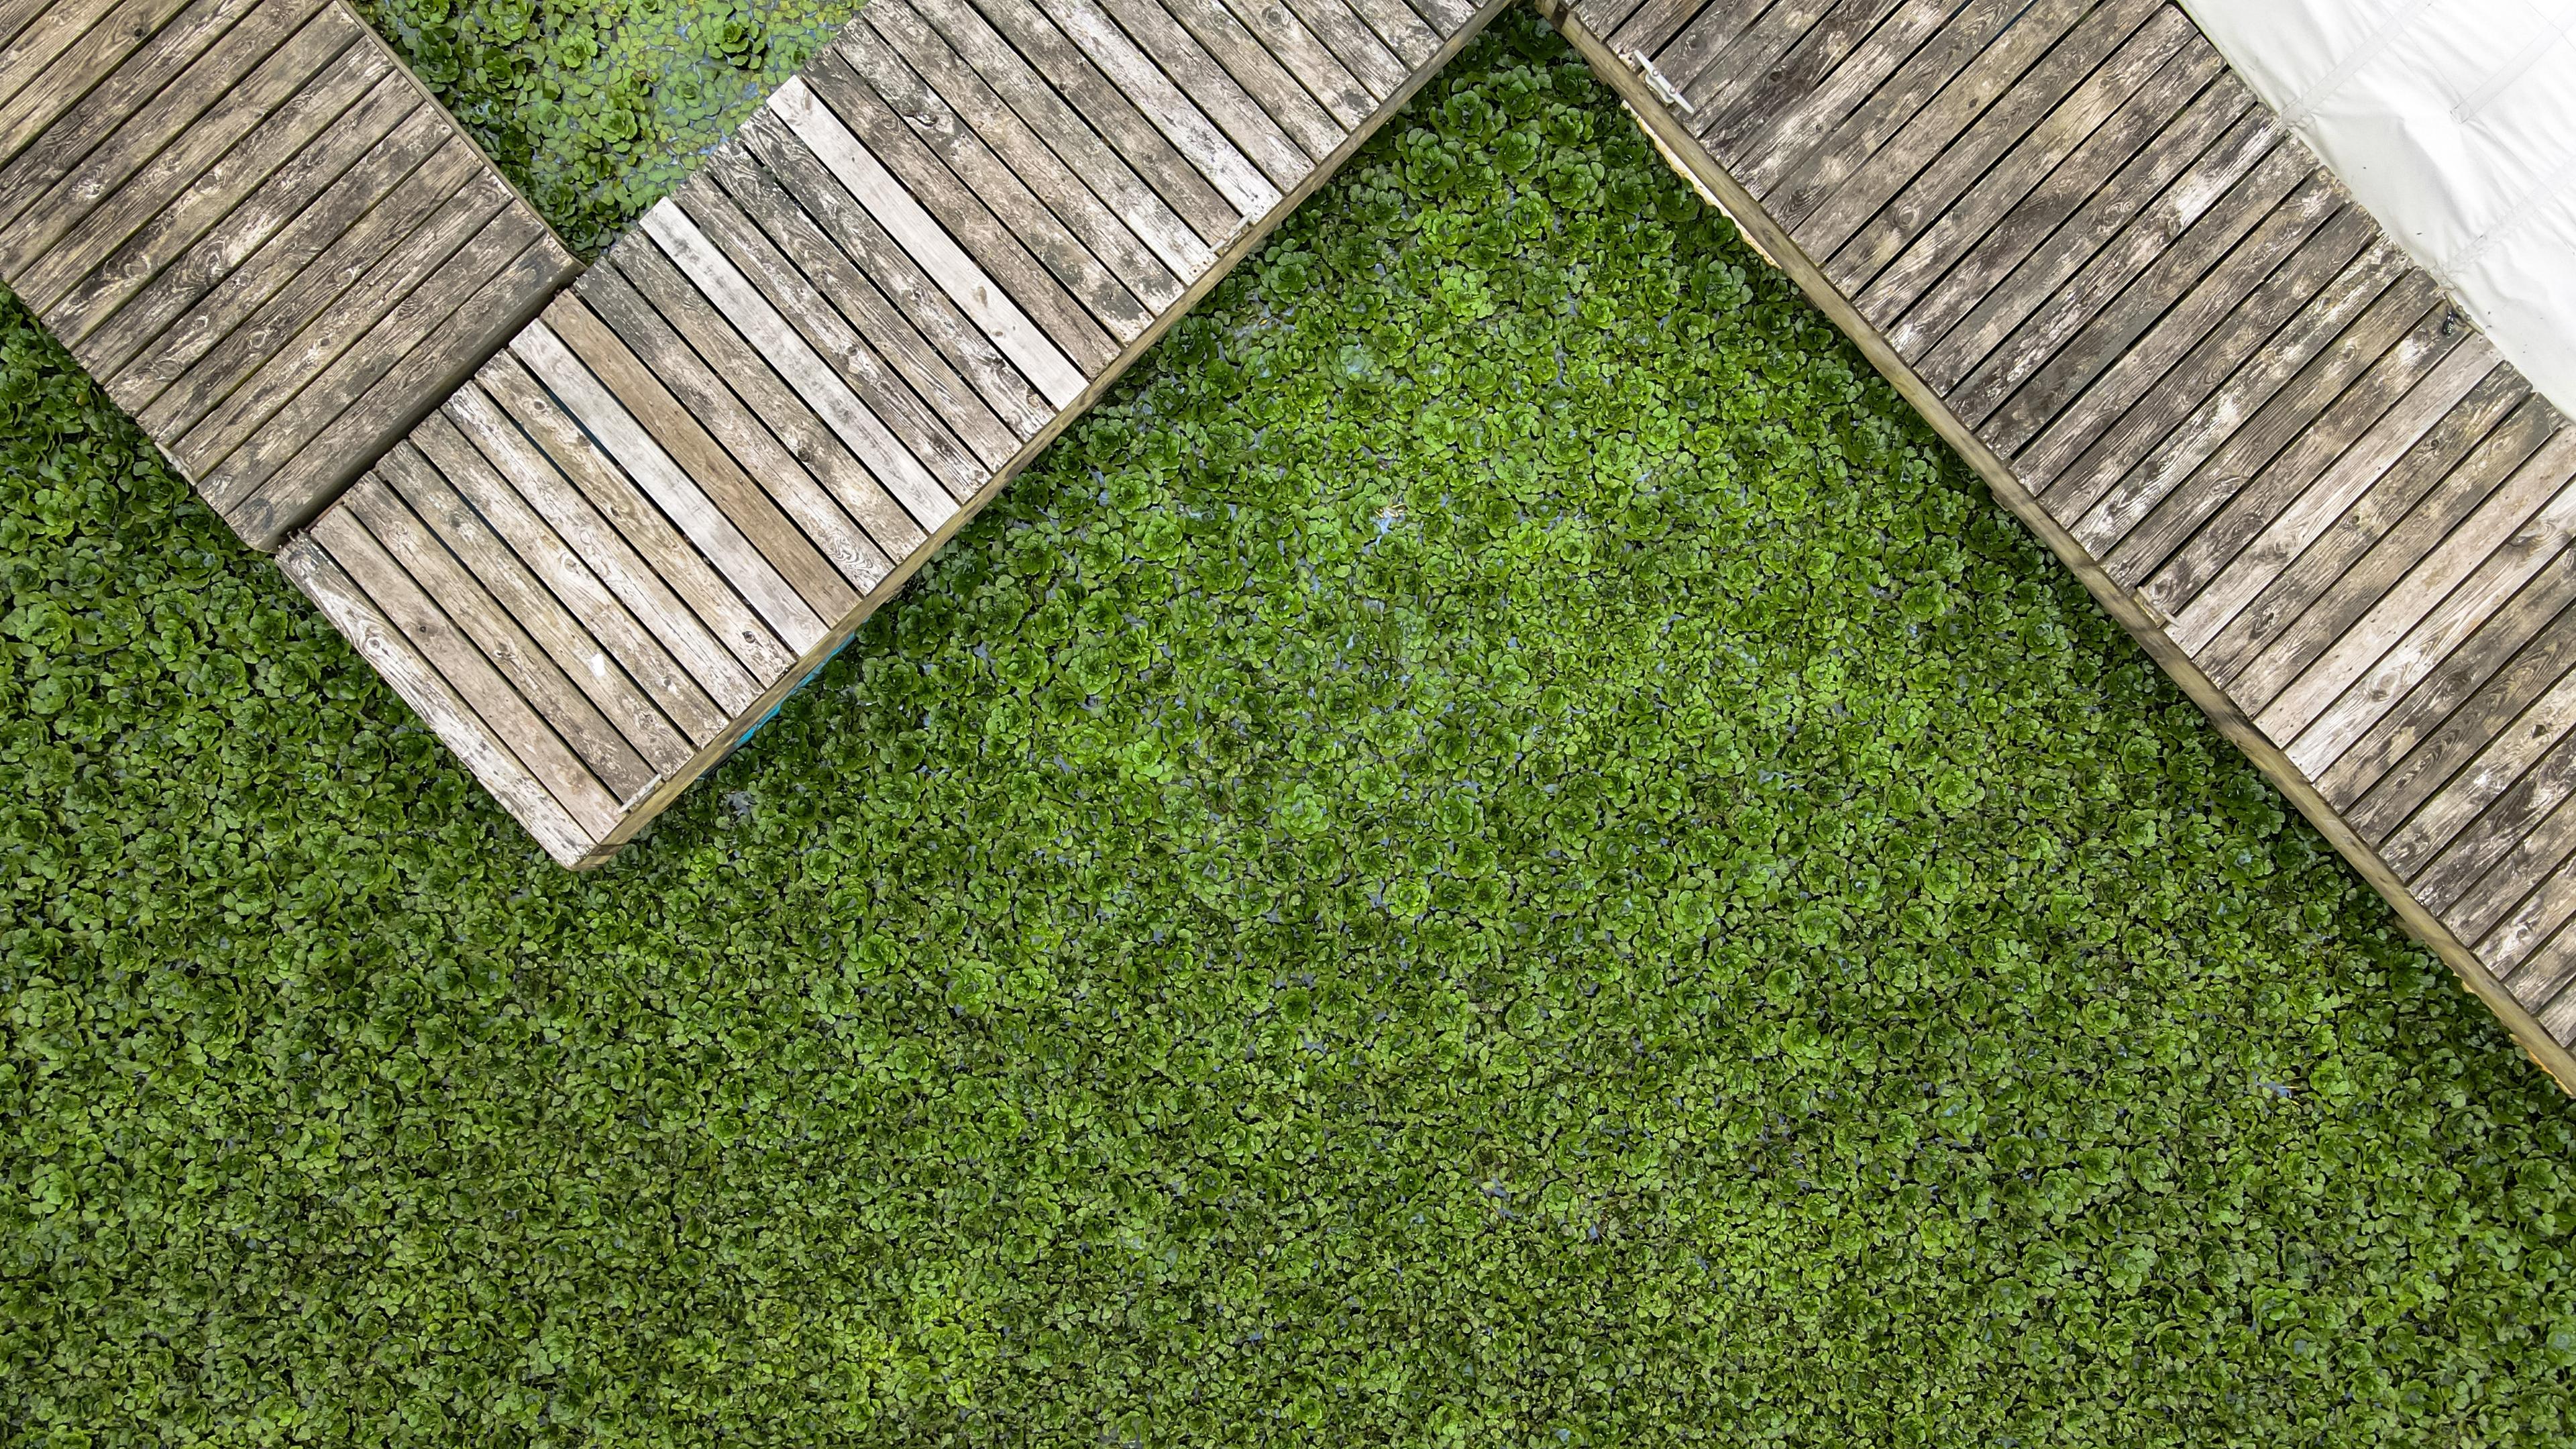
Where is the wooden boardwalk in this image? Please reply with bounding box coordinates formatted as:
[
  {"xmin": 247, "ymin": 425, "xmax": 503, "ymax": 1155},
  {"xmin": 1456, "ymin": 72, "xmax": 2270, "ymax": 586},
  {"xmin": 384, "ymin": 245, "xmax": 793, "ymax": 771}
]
[
  {"xmin": 15, "ymin": 0, "xmax": 2576, "ymax": 1083},
  {"xmin": 0, "ymin": 0, "xmax": 578, "ymax": 547},
  {"xmin": 279, "ymin": 0, "xmax": 1504, "ymax": 867},
  {"xmin": 1551, "ymin": 0, "xmax": 2576, "ymax": 1085}
]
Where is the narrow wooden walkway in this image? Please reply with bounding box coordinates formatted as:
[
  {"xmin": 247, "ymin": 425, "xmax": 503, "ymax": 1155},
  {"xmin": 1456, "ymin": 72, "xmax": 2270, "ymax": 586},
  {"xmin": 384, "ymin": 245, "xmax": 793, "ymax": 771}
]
[
  {"xmin": 278, "ymin": 0, "xmax": 1503, "ymax": 867},
  {"xmin": 0, "ymin": 0, "xmax": 577, "ymax": 546},
  {"xmin": 1551, "ymin": 0, "xmax": 2576, "ymax": 1085},
  {"xmin": 17, "ymin": 0, "xmax": 2576, "ymax": 1083}
]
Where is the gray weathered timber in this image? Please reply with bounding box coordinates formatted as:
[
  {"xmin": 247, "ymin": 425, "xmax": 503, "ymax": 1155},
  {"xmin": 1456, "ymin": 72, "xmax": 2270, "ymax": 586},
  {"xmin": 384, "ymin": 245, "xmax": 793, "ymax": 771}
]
[
  {"xmin": 907, "ymin": 0, "xmax": 1246, "ymax": 244},
  {"xmin": 1548, "ymin": 0, "xmax": 2576, "ymax": 1085},
  {"xmin": 0, "ymin": 0, "xmax": 577, "ymax": 549},
  {"xmin": 79, "ymin": 88, "xmax": 434, "ymax": 382},
  {"xmin": 100, "ymin": 0, "xmax": 2551, "ymax": 1111},
  {"xmin": 283, "ymin": 0, "xmax": 1508, "ymax": 869},
  {"xmin": 577, "ymin": 252, "xmax": 929, "ymax": 570},
  {"xmin": 736, "ymin": 106, "xmax": 1055, "ymax": 437}
]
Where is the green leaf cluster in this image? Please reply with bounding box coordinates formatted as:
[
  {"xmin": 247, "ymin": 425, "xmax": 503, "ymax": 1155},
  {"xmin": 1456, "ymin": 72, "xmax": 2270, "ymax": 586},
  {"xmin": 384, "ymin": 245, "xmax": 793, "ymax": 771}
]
[
  {"xmin": 5, "ymin": 11, "xmax": 2576, "ymax": 1445},
  {"xmin": 354, "ymin": 0, "xmax": 862, "ymax": 254}
]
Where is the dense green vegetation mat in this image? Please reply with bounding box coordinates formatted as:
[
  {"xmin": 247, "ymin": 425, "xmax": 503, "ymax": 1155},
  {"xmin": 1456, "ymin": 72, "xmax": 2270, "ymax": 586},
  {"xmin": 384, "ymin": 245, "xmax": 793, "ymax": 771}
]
[
  {"xmin": 354, "ymin": 0, "xmax": 864, "ymax": 256},
  {"xmin": 9, "ymin": 11, "xmax": 2576, "ymax": 1443}
]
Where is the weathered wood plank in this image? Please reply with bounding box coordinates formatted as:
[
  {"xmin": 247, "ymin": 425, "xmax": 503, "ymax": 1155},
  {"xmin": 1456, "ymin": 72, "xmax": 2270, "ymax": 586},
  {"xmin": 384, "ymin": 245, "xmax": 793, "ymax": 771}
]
[
  {"xmin": 1719, "ymin": 0, "xmax": 1960, "ymax": 194},
  {"xmin": 2267, "ymin": 429, "xmax": 2576, "ymax": 772},
  {"xmin": 580, "ymin": 246, "xmax": 912, "ymax": 588},
  {"xmin": 1793, "ymin": 0, "xmax": 2114, "ymax": 257},
  {"xmin": 2377, "ymin": 614, "xmax": 2576, "ymax": 883},
  {"xmin": 1913, "ymin": 91, "xmax": 2271, "ymax": 397},
  {"xmin": 699, "ymin": 140, "xmax": 1017, "ymax": 471},
  {"xmin": 2418, "ymin": 726, "xmax": 2576, "ymax": 932},
  {"xmin": 2042, "ymin": 231, "xmax": 2404, "ymax": 537},
  {"xmin": 884, "ymin": 0, "xmax": 1219, "ymax": 275},
  {"xmin": 642, "ymin": 195, "xmax": 965, "ymax": 531},
  {"xmin": 576, "ymin": 256, "xmax": 930, "ymax": 575},
  {"xmin": 42, "ymin": 34, "xmax": 394, "ymax": 350},
  {"xmin": 0, "ymin": 0, "xmax": 196, "ymax": 170},
  {"xmin": 0, "ymin": 0, "xmax": 289, "ymax": 239},
  {"xmin": 2069, "ymin": 263, "xmax": 2438, "ymax": 570},
  {"xmin": 737, "ymin": 107, "xmax": 1053, "ymax": 437},
  {"xmin": 227, "ymin": 225, "xmax": 575, "ymax": 546},
  {"xmin": 428, "ymin": 385, "xmax": 733, "ymax": 747},
  {"xmin": 1609, "ymin": 0, "xmax": 1760, "ymax": 68},
  {"xmin": 675, "ymin": 170, "xmax": 985, "ymax": 502},
  {"xmin": 2208, "ymin": 392, "xmax": 2560, "ymax": 698},
  {"xmin": 2348, "ymin": 577, "xmax": 2576, "ymax": 865},
  {"xmin": 815, "ymin": 30, "xmax": 1152, "ymax": 345},
  {"xmin": 1672, "ymin": 0, "xmax": 1878, "ymax": 125},
  {"xmin": 1260, "ymin": 0, "xmax": 1405, "ymax": 106},
  {"xmin": 1567, "ymin": 0, "xmax": 1662, "ymax": 51},
  {"xmin": 2328, "ymin": 523, "xmax": 2576, "ymax": 825},
  {"xmin": 76, "ymin": 78, "xmax": 423, "ymax": 380},
  {"xmin": 278, "ymin": 534, "xmax": 596, "ymax": 866},
  {"xmin": 99, "ymin": 100, "xmax": 449, "ymax": 402},
  {"xmin": 10, "ymin": 0, "xmax": 354, "ymax": 313},
  {"xmin": 2152, "ymin": 338, "xmax": 2502, "ymax": 631},
  {"xmin": 0, "ymin": 0, "xmax": 70, "ymax": 58},
  {"xmin": 1986, "ymin": 170, "xmax": 2343, "ymax": 465},
  {"xmin": 861, "ymin": 0, "xmax": 1207, "ymax": 288},
  {"xmin": 1855, "ymin": 9, "xmax": 2202, "ymax": 331},
  {"xmin": 2536, "ymin": 959, "xmax": 2576, "ymax": 1042},
  {"xmin": 164, "ymin": 164, "xmax": 507, "ymax": 462},
  {"xmin": 1006, "ymin": 0, "xmax": 1285, "ymax": 213},
  {"xmin": 906, "ymin": 0, "xmax": 1244, "ymax": 244},
  {"xmin": 550, "ymin": 231, "xmax": 881, "ymax": 619},
  {"xmin": 131, "ymin": 134, "xmax": 479, "ymax": 435},
  {"xmin": 1395, "ymin": 0, "xmax": 1475, "ymax": 39},
  {"xmin": 190, "ymin": 186, "xmax": 534, "ymax": 508},
  {"xmin": 384, "ymin": 424, "xmax": 698, "ymax": 773},
  {"xmin": 1695, "ymin": 0, "xmax": 1906, "ymax": 166},
  {"xmin": 513, "ymin": 305, "xmax": 827, "ymax": 660},
  {"xmin": 766, "ymin": 76, "xmax": 1089, "ymax": 406},
  {"xmin": 1340, "ymin": 0, "xmax": 1441, "ymax": 68},
  {"xmin": 1150, "ymin": 0, "xmax": 1349, "ymax": 154},
  {"xmin": 1885, "ymin": 40, "xmax": 2226, "ymax": 361},
  {"xmin": 0, "ymin": 0, "xmax": 138, "ymax": 121},
  {"xmin": 1949, "ymin": 129, "xmax": 2310, "ymax": 433},
  {"xmin": 1217, "ymin": 0, "xmax": 1375, "ymax": 125},
  {"xmin": 455, "ymin": 359, "xmax": 766, "ymax": 715},
  {"xmin": 308, "ymin": 504, "xmax": 625, "ymax": 841},
  {"xmin": 343, "ymin": 464, "xmax": 659, "ymax": 800},
  {"xmin": 2485, "ymin": 857, "xmax": 2576, "ymax": 989},
  {"xmin": 2100, "ymin": 283, "xmax": 2462, "ymax": 589},
  {"xmin": 2019, "ymin": 200, "xmax": 2377, "ymax": 508}
]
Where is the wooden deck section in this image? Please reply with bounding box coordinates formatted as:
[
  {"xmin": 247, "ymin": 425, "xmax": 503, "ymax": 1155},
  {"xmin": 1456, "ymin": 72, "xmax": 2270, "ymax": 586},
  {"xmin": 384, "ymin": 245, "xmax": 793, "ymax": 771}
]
[
  {"xmin": 21, "ymin": 0, "xmax": 2571, "ymax": 1083},
  {"xmin": 1548, "ymin": 0, "xmax": 2576, "ymax": 1085},
  {"xmin": 0, "ymin": 0, "xmax": 578, "ymax": 547},
  {"xmin": 278, "ymin": 0, "xmax": 1504, "ymax": 868}
]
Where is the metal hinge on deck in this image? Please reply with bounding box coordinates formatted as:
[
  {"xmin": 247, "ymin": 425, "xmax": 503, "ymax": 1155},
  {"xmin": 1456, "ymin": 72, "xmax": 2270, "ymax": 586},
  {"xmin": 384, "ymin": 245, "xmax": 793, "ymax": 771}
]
[
  {"xmin": 1623, "ymin": 51, "xmax": 1695, "ymax": 113},
  {"xmin": 1603, "ymin": 50, "xmax": 1787, "ymax": 270}
]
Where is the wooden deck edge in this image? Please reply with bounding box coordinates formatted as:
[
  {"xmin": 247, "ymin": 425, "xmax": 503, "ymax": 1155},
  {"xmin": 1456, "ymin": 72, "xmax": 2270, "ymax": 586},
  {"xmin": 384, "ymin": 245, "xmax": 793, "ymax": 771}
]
[
  {"xmin": 195, "ymin": 0, "xmax": 595, "ymax": 552},
  {"xmin": 1540, "ymin": 2, "xmax": 2576, "ymax": 1095},
  {"xmin": 239, "ymin": 240, "xmax": 582, "ymax": 551},
  {"xmin": 566, "ymin": 0, "xmax": 1519, "ymax": 869}
]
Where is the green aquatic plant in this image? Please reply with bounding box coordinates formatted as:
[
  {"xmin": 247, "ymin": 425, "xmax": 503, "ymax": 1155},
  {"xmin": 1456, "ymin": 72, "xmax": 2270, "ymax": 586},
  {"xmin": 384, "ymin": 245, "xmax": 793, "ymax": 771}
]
[
  {"xmin": 4, "ymin": 11, "xmax": 2575, "ymax": 1445},
  {"xmin": 354, "ymin": 0, "xmax": 861, "ymax": 254}
]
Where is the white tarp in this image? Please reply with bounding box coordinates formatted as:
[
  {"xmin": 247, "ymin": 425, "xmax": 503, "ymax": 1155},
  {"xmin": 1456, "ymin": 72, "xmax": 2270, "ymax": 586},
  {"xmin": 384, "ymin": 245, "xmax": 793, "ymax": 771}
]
[{"xmin": 2180, "ymin": 0, "xmax": 2576, "ymax": 419}]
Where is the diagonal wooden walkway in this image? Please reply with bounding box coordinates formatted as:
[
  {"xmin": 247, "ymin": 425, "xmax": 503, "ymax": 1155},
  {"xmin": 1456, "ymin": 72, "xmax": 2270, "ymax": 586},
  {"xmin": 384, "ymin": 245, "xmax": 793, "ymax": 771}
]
[
  {"xmin": 278, "ymin": 0, "xmax": 1505, "ymax": 867},
  {"xmin": 1549, "ymin": 0, "xmax": 2576, "ymax": 1086},
  {"xmin": 0, "ymin": 0, "xmax": 578, "ymax": 546},
  {"xmin": 15, "ymin": 0, "xmax": 2576, "ymax": 1084}
]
